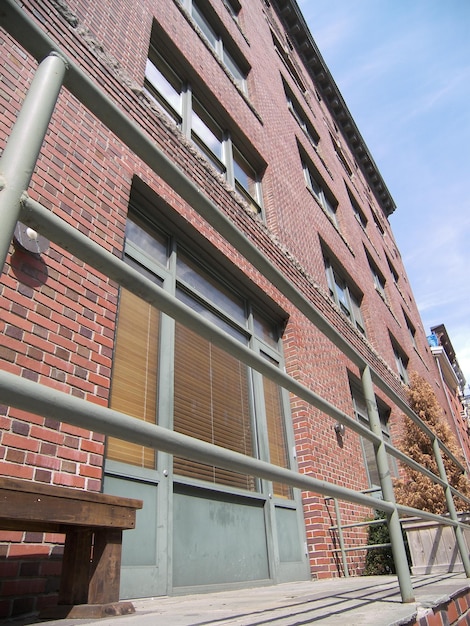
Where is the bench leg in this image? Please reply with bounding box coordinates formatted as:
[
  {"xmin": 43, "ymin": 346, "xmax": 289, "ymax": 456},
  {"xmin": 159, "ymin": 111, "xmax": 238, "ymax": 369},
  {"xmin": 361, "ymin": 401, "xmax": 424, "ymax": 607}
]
[
  {"xmin": 59, "ymin": 527, "xmax": 123, "ymax": 606},
  {"xmin": 59, "ymin": 528, "xmax": 93, "ymax": 605},
  {"xmin": 43, "ymin": 528, "xmax": 135, "ymax": 619},
  {"xmin": 88, "ymin": 528, "xmax": 123, "ymax": 604}
]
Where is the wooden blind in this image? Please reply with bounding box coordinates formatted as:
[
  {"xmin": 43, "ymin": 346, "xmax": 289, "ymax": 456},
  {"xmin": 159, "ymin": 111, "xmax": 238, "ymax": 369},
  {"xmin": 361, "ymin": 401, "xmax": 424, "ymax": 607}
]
[
  {"xmin": 107, "ymin": 288, "xmax": 160, "ymax": 469},
  {"xmin": 173, "ymin": 323, "xmax": 255, "ymax": 491},
  {"xmin": 263, "ymin": 374, "xmax": 292, "ymax": 499}
]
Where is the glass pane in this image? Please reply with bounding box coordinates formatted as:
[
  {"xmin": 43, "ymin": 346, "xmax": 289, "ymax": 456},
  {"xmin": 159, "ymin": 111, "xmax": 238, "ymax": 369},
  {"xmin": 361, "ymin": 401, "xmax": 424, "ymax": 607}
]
[
  {"xmin": 108, "ymin": 288, "xmax": 160, "ymax": 469},
  {"xmin": 324, "ymin": 195, "xmax": 337, "ymax": 222},
  {"xmin": 310, "ymin": 176, "xmax": 322, "ymax": 202},
  {"xmin": 173, "ymin": 323, "xmax": 256, "ymax": 491},
  {"xmin": 334, "ymin": 275, "xmax": 350, "ymax": 315},
  {"xmin": 177, "ymin": 288, "xmax": 247, "ymax": 343},
  {"xmin": 233, "ymin": 147, "xmax": 260, "ymax": 206},
  {"xmin": 351, "ymin": 294, "xmax": 365, "ymax": 334},
  {"xmin": 253, "ymin": 311, "xmax": 278, "ymax": 348},
  {"xmin": 126, "ymin": 216, "xmax": 168, "ymax": 268},
  {"xmin": 192, "ymin": 2, "xmax": 217, "ymax": 49},
  {"xmin": 223, "ymin": 49, "xmax": 246, "ymax": 91},
  {"xmin": 191, "ymin": 103, "xmax": 224, "ymax": 170},
  {"xmin": 225, "ymin": 0, "xmax": 240, "ymax": 20},
  {"xmin": 325, "ymin": 264, "xmax": 335, "ymax": 297},
  {"xmin": 176, "ymin": 251, "xmax": 246, "ymax": 324},
  {"xmin": 145, "ymin": 58, "xmax": 182, "ymax": 123},
  {"xmin": 233, "ymin": 151, "xmax": 253, "ymax": 188}
]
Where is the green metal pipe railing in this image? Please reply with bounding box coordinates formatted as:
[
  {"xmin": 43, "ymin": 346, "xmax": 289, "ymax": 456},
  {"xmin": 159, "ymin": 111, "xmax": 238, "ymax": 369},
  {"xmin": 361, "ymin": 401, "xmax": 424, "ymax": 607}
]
[
  {"xmin": 0, "ymin": 367, "xmax": 397, "ymax": 514},
  {"xmin": 0, "ymin": 51, "xmax": 67, "ymax": 269},
  {"xmin": 18, "ymin": 194, "xmax": 470, "ymax": 532},
  {"xmin": 0, "ymin": 0, "xmax": 464, "ymax": 476},
  {"xmin": 1, "ymin": 1, "xmax": 470, "ymax": 602},
  {"xmin": 361, "ymin": 365, "xmax": 414, "ymax": 598}
]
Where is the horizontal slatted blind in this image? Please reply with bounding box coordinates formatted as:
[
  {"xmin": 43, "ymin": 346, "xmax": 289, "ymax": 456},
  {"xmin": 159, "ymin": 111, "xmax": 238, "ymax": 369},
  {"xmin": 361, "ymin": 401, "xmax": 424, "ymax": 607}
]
[
  {"xmin": 173, "ymin": 322, "xmax": 256, "ymax": 491},
  {"xmin": 263, "ymin": 373, "xmax": 292, "ymax": 499},
  {"xmin": 107, "ymin": 288, "xmax": 160, "ymax": 468}
]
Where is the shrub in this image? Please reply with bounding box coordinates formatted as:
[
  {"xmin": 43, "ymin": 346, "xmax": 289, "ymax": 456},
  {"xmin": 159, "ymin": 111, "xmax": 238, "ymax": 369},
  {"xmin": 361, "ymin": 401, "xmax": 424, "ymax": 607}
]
[{"xmin": 363, "ymin": 511, "xmax": 395, "ymax": 575}]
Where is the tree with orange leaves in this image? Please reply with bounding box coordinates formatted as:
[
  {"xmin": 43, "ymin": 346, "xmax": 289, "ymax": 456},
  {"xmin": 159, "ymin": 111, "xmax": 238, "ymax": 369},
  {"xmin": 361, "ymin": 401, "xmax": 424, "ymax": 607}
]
[{"xmin": 394, "ymin": 372, "xmax": 470, "ymax": 514}]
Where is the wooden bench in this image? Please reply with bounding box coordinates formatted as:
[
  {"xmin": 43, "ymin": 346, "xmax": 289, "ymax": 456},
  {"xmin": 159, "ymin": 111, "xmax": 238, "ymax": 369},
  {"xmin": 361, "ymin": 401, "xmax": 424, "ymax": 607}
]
[{"xmin": 0, "ymin": 476, "xmax": 143, "ymax": 618}]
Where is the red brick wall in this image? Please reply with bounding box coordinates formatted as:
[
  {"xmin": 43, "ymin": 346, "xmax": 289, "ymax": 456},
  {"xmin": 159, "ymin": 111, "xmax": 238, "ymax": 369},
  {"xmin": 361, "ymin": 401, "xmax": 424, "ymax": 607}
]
[{"xmin": 0, "ymin": 0, "xmax": 462, "ymax": 615}]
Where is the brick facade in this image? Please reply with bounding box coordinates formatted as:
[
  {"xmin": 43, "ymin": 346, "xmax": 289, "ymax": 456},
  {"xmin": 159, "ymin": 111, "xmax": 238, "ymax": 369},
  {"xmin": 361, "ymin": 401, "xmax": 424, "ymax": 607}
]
[{"xmin": 0, "ymin": 0, "xmax": 467, "ymax": 618}]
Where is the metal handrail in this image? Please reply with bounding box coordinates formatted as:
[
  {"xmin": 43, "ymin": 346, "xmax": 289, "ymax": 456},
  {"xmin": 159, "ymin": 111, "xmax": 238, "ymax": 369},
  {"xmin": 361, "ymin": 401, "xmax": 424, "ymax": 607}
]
[{"xmin": 1, "ymin": 0, "xmax": 470, "ymax": 604}]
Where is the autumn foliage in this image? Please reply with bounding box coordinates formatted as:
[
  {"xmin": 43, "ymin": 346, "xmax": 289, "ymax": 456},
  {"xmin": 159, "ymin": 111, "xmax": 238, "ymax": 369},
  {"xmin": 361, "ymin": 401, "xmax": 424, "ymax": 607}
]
[{"xmin": 394, "ymin": 372, "xmax": 470, "ymax": 514}]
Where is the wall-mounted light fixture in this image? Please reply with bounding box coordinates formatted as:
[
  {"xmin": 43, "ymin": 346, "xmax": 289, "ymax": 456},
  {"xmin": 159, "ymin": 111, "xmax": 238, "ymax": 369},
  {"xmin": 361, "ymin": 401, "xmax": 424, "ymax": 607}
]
[{"xmin": 334, "ymin": 422, "xmax": 345, "ymax": 436}]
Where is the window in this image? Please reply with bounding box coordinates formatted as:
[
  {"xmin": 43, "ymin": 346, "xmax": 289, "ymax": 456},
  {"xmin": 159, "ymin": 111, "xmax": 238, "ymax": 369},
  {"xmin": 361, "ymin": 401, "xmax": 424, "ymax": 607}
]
[
  {"xmin": 351, "ymin": 383, "xmax": 397, "ymax": 489},
  {"xmin": 108, "ymin": 200, "xmax": 293, "ymax": 498},
  {"xmin": 303, "ymin": 160, "xmax": 338, "ymax": 226},
  {"xmin": 223, "ymin": 0, "xmax": 241, "ymax": 22},
  {"xmin": 325, "ymin": 256, "xmax": 365, "ymax": 334},
  {"xmin": 347, "ymin": 187, "xmax": 367, "ymax": 229},
  {"xmin": 386, "ymin": 254, "xmax": 399, "ymax": 284},
  {"xmin": 365, "ymin": 249, "xmax": 386, "ymax": 301},
  {"xmin": 179, "ymin": 0, "xmax": 247, "ymax": 93},
  {"xmin": 403, "ymin": 311, "xmax": 417, "ymax": 349},
  {"xmin": 191, "ymin": 99, "xmax": 225, "ymax": 172},
  {"xmin": 145, "ymin": 44, "xmax": 263, "ymax": 213},
  {"xmin": 144, "ymin": 55, "xmax": 183, "ymax": 126},
  {"xmin": 369, "ymin": 258, "xmax": 387, "ymax": 300},
  {"xmin": 330, "ymin": 133, "xmax": 353, "ymax": 177},
  {"xmin": 271, "ymin": 30, "xmax": 305, "ymax": 93},
  {"xmin": 390, "ymin": 335, "xmax": 409, "ymax": 384},
  {"xmin": 372, "ymin": 209, "xmax": 385, "ymax": 237},
  {"xmin": 283, "ymin": 80, "xmax": 319, "ymax": 147}
]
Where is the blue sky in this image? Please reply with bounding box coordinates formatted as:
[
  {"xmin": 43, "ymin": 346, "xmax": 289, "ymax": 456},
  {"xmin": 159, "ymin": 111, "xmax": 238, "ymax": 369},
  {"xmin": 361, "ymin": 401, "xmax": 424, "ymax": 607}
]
[{"xmin": 298, "ymin": 0, "xmax": 470, "ymax": 388}]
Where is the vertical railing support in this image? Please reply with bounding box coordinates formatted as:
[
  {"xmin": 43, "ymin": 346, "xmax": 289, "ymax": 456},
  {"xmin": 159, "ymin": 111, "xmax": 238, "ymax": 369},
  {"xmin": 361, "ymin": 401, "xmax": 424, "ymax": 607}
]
[
  {"xmin": 432, "ymin": 437, "xmax": 470, "ymax": 577},
  {"xmin": 333, "ymin": 497, "xmax": 350, "ymax": 577},
  {"xmin": 361, "ymin": 366, "xmax": 415, "ymax": 602},
  {"xmin": 0, "ymin": 52, "xmax": 67, "ymax": 271}
]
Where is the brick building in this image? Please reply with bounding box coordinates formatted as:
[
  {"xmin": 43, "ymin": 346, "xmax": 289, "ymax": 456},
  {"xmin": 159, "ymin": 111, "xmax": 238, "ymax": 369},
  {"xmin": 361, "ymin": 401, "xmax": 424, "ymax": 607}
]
[
  {"xmin": 0, "ymin": 0, "xmax": 467, "ymax": 618},
  {"xmin": 428, "ymin": 324, "xmax": 469, "ymax": 465}
]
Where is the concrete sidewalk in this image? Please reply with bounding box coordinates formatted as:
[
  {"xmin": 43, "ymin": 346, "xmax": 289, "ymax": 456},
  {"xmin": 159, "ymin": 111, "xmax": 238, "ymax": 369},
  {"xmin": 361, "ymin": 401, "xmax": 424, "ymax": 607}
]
[{"xmin": 6, "ymin": 573, "xmax": 470, "ymax": 626}]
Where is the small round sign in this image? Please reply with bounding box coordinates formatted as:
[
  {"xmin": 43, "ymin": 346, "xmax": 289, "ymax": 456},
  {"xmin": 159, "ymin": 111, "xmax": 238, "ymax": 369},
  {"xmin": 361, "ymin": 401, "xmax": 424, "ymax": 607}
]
[{"xmin": 14, "ymin": 222, "xmax": 49, "ymax": 254}]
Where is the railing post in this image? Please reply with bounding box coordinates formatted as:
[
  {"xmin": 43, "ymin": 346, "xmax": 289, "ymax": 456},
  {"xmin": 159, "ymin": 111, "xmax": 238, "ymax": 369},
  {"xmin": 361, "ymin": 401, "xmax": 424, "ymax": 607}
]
[
  {"xmin": 0, "ymin": 52, "xmax": 67, "ymax": 271},
  {"xmin": 361, "ymin": 366, "xmax": 415, "ymax": 602},
  {"xmin": 333, "ymin": 498, "xmax": 350, "ymax": 577},
  {"xmin": 432, "ymin": 437, "xmax": 470, "ymax": 577}
]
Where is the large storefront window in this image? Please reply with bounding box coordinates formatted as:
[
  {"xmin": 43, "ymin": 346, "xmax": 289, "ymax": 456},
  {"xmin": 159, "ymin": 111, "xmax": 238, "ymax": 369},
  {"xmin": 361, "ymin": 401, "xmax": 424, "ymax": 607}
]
[{"xmin": 107, "ymin": 206, "xmax": 293, "ymax": 496}]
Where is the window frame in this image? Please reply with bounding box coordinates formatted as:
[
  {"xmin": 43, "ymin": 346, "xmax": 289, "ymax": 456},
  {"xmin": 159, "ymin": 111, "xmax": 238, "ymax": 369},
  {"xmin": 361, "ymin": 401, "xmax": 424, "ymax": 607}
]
[
  {"xmin": 390, "ymin": 335, "xmax": 409, "ymax": 384},
  {"xmin": 351, "ymin": 385, "xmax": 398, "ymax": 489},
  {"xmin": 108, "ymin": 201, "xmax": 293, "ymax": 498},
  {"xmin": 179, "ymin": 0, "xmax": 248, "ymax": 94},
  {"xmin": 325, "ymin": 256, "xmax": 366, "ymax": 335},
  {"xmin": 144, "ymin": 44, "xmax": 263, "ymax": 214},
  {"xmin": 303, "ymin": 159, "xmax": 338, "ymax": 227}
]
